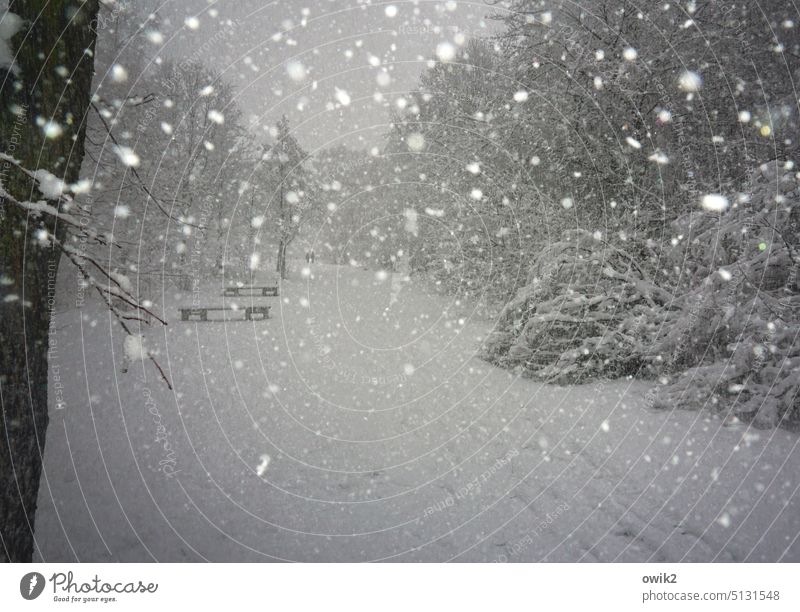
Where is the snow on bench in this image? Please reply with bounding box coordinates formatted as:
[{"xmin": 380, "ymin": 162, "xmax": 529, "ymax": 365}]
[
  {"xmin": 223, "ymin": 284, "xmax": 279, "ymax": 297},
  {"xmin": 179, "ymin": 305, "xmax": 271, "ymax": 322}
]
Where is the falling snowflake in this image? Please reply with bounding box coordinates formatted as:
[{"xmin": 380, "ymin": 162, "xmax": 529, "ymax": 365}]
[
  {"xmin": 648, "ymin": 151, "xmax": 670, "ymax": 165},
  {"xmin": 286, "ymin": 60, "xmax": 307, "ymax": 82},
  {"xmin": 146, "ymin": 30, "xmax": 164, "ymax": 45},
  {"xmin": 700, "ymin": 194, "xmax": 729, "ymax": 212},
  {"xmin": 256, "ymin": 454, "xmax": 271, "ymax": 477},
  {"xmin": 622, "ymin": 47, "xmax": 638, "ymax": 61},
  {"xmin": 406, "ymin": 132, "xmax": 425, "ymax": 151},
  {"xmin": 678, "ymin": 70, "xmax": 703, "ymax": 92},
  {"xmin": 436, "ymin": 42, "xmax": 456, "ymax": 62},
  {"xmin": 113, "ymin": 145, "xmax": 140, "ymax": 168},
  {"xmin": 110, "ymin": 64, "xmax": 128, "ymax": 82},
  {"xmin": 335, "ymin": 88, "xmax": 351, "ymax": 106},
  {"xmin": 42, "ymin": 120, "xmax": 63, "ymax": 139},
  {"xmin": 625, "ymin": 136, "xmax": 642, "ymax": 150}
]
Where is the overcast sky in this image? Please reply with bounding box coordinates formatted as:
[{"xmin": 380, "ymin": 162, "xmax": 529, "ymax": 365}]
[{"xmin": 138, "ymin": 0, "xmax": 501, "ymax": 152}]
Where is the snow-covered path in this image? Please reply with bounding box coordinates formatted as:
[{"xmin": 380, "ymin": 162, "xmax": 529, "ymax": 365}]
[{"xmin": 35, "ymin": 264, "xmax": 800, "ymax": 562}]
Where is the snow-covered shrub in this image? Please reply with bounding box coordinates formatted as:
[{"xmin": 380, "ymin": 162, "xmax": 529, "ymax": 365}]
[
  {"xmin": 652, "ymin": 162, "xmax": 800, "ymax": 429},
  {"xmin": 481, "ymin": 229, "xmax": 672, "ymax": 383}
]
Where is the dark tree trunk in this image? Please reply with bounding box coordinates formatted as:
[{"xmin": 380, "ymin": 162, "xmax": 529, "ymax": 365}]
[
  {"xmin": 0, "ymin": 0, "xmax": 99, "ymax": 562},
  {"xmin": 276, "ymin": 237, "xmax": 288, "ymax": 280}
]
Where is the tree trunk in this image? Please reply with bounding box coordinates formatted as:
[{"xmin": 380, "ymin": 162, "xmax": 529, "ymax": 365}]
[
  {"xmin": 275, "ymin": 178, "xmax": 288, "ymax": 280},
  {"xmin": 0, "ymin": 0, "xmax": 100, "ymax": 562},
  {"xmin": 276, "ymin": 237, "xmax": 287, "ymax": 280}
]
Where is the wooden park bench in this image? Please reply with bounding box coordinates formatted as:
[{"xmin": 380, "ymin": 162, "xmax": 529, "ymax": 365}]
[
  {"xmin": 179, "ymin": 305, "xmax": 271, "ymax": 322},
  {"xmin": 223, "ymin": 284, "xmax": 279, "ymax": 297}
]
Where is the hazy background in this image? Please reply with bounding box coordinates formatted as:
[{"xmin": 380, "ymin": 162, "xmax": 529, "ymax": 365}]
[{"xmin": 134, "ymin": 0, "xmax": 499, "ymax": 151}]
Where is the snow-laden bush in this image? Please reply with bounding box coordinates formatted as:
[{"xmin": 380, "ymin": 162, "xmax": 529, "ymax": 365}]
[
  {"xmin": 481, "ymin": 161, "xmax": 800, "ymax": 429},
  {"xmin": 481, "ymin": 229, "xmax": 672, "ymax": 383},
  {"xmin": 652, "ymin": 162, "xmax": 800, "ymax": 429}
]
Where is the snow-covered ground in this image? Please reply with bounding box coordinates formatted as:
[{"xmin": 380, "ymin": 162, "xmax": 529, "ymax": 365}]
[{"xmin": 35, "ymin": 263, "xmax": 800, "ymax": 561}]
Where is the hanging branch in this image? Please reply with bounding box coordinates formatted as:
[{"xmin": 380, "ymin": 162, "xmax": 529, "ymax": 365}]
[{"xmin": 1, "ymin": 151, "xmax": 173, "ymax": 389}]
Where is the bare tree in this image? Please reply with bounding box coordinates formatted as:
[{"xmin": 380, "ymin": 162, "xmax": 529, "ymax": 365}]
[{"xmin": 262, "ymin": 116, "xmax": 311, "ymax": 280}]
